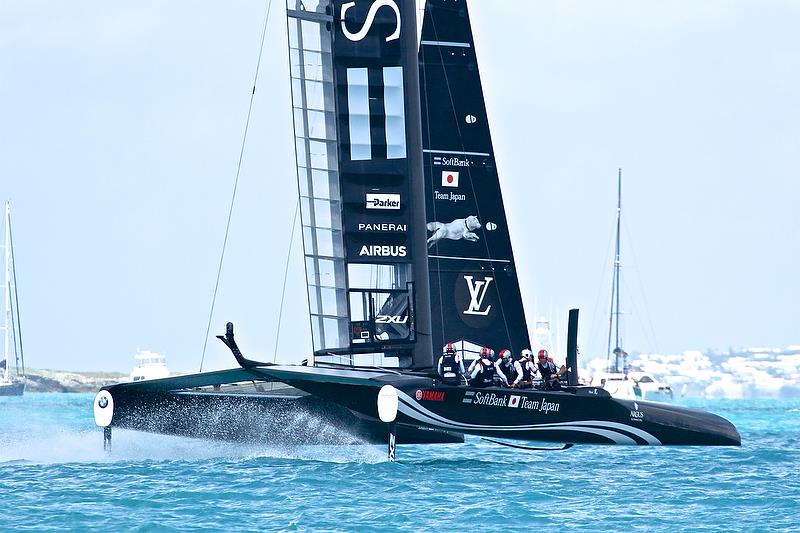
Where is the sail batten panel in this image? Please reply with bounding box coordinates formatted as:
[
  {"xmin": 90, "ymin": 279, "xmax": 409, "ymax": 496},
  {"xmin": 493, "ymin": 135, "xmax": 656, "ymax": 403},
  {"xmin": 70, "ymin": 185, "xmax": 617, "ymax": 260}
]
[
  {"xmin": 346, "ymin": 68, "xmax": 373, "ymax": 161},
  {"xmin": 289, "ymin": 4, "xmax": 350, "ymax": 352},
  {"xmin": 289, "ymin": 0, "xmax": 430, "ymax": 363},
  {"xmin": 383, "ymin": 66, "xmax": 407, "ymax": 159}
]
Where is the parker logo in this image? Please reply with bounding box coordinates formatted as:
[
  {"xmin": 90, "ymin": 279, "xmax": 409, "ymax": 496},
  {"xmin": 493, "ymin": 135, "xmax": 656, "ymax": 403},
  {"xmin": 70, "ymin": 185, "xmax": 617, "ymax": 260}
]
[
  {"xmin": 341, "ymin": 0, "xmax": 401, "ymax": 43},
  {"xmin": 463, "ymin": 275, "xmax": 493, "ymax": 316},
  {"xmin": 416, "ymin": 390, "xmax": 445, "ymax": 402},
  {"xmin": 366, "ymin": 193, "xmax": 400, "ymax": 210},
  {"xmin": 359, "ymin": 245, "xmax": 407, "ymax": 257},
  {"xmin": 375, "ymin": 314, "xmax": 408, "ymax": 324},
  {"xmin": 357, "ymin": 222, "xmax": 407, "ymax": 232}
]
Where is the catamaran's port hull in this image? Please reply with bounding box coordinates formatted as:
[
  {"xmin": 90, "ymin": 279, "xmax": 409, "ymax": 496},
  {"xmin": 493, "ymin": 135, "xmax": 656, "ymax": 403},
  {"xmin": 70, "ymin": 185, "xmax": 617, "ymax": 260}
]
[{"xmin": 100, "ymin": 386, "xmax": 463, "ymax": 445}]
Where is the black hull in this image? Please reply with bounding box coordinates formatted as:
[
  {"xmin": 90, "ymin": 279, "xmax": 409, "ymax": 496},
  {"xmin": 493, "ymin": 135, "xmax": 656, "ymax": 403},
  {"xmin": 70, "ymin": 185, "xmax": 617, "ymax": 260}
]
[
  {"xmin": 262, "ymin": 366, "xmax": 741, "ymax": 446},
  {"xmin": 0, "ymin": 381, "xmax": 25, "ymax": 396},
  {"xmin": 102, "ymin": 383, "xmax": 462, "ymax": 446},
  {"xmin": 96, "ymin": 365, "xmax": 739, "ymax": 448}
]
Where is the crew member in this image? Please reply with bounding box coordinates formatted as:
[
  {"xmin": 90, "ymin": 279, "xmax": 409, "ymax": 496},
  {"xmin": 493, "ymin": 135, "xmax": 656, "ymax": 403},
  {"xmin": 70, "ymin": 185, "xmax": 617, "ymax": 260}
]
[
  {"xmin": 511, "ymin": 349, "xmax": 535, "ymax": 388},
  {"xmin": 547, "ymin": 356, "xmax": 568, "ymax": 384},
  {"xmin": 467, "ymin": 347, "xmax": 493, "ymax": 376},
  {"xmin": 537, "ymin": 349, "xmax": 561, "ymax": 390},
  {"xmin": 495, "ymin": 349, "xmax": 514, "ymax": 386},
  {"xmin": 469, "ymin": 347, "xmax": 496, "ymax": 388},
  {"xmin": 437, "ymin": 342, "xmax": 464, "ymax": 385}
]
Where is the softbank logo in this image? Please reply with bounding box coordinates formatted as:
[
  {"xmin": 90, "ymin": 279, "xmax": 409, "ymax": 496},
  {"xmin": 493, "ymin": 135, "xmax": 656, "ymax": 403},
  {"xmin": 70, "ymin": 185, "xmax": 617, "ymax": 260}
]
[
  {"xmin": 463, "ymin": 276, "xmax": 493, "ymax": 316},
  {"xmin": 341, "ymin": 1, "xmax": 401, "ymax": 42}
]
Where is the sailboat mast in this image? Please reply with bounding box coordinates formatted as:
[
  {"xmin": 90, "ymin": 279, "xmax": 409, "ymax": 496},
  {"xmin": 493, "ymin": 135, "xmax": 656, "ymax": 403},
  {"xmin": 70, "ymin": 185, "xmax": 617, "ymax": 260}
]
[
  {"xmin": 606, "ymin": 170, "xmax": 623, "ymax": 373},
  {"xmin": 3, "ymin": 201, "xmax": 10, "ymax": 382}
]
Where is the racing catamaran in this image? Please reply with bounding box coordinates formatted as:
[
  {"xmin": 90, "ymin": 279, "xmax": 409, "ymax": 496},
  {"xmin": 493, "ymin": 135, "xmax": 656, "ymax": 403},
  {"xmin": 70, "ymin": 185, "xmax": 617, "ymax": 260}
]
[{"xmin": 94, "ymin": 0, "xmax": 740, "ymax": 456}]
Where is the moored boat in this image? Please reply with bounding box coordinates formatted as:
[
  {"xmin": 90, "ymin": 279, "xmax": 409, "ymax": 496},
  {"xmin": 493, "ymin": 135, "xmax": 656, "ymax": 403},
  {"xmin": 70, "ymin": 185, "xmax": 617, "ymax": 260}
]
[{"xmin": 1, "ymin": 201, "xmax": 26, "ymax": 397}]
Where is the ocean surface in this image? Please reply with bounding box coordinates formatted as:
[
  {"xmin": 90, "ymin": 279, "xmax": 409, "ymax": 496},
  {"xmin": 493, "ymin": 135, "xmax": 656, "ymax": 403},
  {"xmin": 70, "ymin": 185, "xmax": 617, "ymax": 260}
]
[{"xmin": 1, "ymin": 394, "xmax": 798, "ymax": 532}]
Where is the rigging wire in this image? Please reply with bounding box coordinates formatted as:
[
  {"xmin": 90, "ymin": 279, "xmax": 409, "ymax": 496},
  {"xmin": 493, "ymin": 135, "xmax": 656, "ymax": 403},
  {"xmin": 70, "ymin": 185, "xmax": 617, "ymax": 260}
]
[
  {"xmin": 273, "ymin": 199, "xmax": 300, "ymax": 362},
  {"xmin": 425, "ymin": 10, "xmax": 516, "ymax": 351},
  {"xmin": 199, "ymin": 0, "xmax": 274, "ymax": 372},
  {"xmin": 418, "ymin": 12, "xmax": 447, "ymax": 353},
  {"xmin": 8, "ymin": 213, "xmax": 25, "ymax": 375},
  {"xmin": 622, "ymin": 217, "xmax": 660, "ymax": 354},
  {"xmin": 586, "ymin": 215, "xmax": 616, "ymax": 363}
]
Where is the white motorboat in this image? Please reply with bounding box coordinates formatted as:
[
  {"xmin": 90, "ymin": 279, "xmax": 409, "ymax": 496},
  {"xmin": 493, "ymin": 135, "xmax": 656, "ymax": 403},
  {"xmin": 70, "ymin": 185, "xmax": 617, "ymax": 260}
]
[{"xmin": 129, "ymin": 350, "xmax": 170, "ymax": 382}]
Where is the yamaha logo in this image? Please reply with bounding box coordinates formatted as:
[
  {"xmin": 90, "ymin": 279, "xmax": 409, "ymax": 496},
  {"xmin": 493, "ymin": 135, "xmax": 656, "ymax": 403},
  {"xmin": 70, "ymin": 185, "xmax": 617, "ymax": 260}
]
[{"xmin": 366, "ymin": 193, "xmax": 401, "ymax": 210}]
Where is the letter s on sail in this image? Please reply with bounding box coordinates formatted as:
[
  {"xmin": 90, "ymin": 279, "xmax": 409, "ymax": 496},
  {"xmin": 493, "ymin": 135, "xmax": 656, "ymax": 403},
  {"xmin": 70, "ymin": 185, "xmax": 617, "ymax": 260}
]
[{"xmin": 341, "ymin": 0, "xmax": 401, "ymax": 42}]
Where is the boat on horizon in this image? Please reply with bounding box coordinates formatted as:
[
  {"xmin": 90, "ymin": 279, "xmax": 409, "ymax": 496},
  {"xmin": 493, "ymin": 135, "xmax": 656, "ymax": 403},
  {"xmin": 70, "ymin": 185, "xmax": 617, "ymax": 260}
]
[
  {"xmin": 94, "ymin": 0, "xmax": 739, "ymax": 457},
  {"xmin": 1, "ymin": 201, "xmax": 26, "ymax": 397},
  {"xmin": 129, "ymin": 350, "xmax": 170, "ymax": 382}
]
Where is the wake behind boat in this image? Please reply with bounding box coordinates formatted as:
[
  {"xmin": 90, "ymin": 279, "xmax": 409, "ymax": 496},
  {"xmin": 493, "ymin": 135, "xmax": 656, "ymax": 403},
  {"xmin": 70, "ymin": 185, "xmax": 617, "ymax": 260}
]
[{"xmin": 94, "ymin": 0, "xmax": 739, "ymax": 456}]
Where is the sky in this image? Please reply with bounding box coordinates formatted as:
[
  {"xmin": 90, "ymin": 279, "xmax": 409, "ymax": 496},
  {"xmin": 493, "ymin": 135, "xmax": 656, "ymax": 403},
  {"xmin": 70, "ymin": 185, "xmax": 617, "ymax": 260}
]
[{"xmin": 1, "ymin": 1, "xmax": 798, "ymax": 373}]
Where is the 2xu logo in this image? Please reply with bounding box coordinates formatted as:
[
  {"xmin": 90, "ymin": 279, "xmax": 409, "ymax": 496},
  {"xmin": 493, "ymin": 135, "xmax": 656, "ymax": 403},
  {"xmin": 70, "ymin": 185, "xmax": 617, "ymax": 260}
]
[
  {"xmin": 376, "ymin": 314, "xmax": 408, "ymax": 324},
  {"xmin": 341, "ymin": 0, "xmax": 401, "ymax": 42}
]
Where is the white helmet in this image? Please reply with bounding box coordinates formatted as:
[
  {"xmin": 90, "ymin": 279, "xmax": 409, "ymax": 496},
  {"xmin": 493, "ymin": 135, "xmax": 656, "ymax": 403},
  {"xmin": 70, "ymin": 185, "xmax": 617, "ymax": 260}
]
[{"xmin": 521, "ymin": 349, "xmax": 533, "ymax": 359}]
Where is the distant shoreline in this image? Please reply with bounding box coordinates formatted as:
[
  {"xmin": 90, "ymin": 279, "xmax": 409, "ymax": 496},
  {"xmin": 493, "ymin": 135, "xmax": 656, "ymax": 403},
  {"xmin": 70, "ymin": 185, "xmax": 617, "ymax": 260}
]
[{"xmin": 21, "ymin": 368, "xmax": 129, "ymax": 393}]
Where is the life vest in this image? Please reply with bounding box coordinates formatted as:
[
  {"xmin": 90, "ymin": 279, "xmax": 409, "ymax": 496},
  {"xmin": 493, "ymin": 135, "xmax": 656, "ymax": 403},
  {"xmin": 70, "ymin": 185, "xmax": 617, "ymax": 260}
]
[
  {"xmin": 520, "ymin": 361, "xmax": 532, "ymax": 382},
  {"xmin": 440, "ymin": 353, "xmax": 460, "ymax": 384},
  {"xmin": 536, "ymin": 362, "xmax": 547, "ymax": 379},
  {"xmin": 497, "ymin": 359, "xmax": 514, "ymax": 382},
  {"xmin": 478, "ymin": 358, "xmax": 495, "ymax": 386}
]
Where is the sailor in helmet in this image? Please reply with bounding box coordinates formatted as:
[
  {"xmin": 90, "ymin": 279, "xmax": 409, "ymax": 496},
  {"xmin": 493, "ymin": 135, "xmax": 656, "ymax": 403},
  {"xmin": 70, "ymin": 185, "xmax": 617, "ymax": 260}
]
[
  {"xmin": 494, "ymin": 349, "xmax": 514, "ymax": 387},
  {"xmin": 468, "ymin": 346, "xmax": 496, "ymax": 388},
  {"xmin": 437, "ymin": 342, "xmax": 464, "ymax": 386},
  {"xmin": 511, "ymin": 349, "xmax": 536, "ymax": 388},
  {"xmin": 537, "ymin": 349, "xmax": 562, "ymax": 390},
  {"xmin": 466, "ymin": 346, "xmax": 492, "ymax": 376}
]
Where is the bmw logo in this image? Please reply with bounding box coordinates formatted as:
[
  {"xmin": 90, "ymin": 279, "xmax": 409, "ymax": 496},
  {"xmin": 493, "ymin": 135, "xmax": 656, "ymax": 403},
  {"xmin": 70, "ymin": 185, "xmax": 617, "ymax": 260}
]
[{"xmin": 98, "ymin": 396, "xmax": 109, "ymax": 408}]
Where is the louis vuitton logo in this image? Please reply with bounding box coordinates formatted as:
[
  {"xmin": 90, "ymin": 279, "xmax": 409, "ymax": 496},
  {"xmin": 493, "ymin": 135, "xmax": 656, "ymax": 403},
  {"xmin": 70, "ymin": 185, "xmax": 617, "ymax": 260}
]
[{"xmin": 463, "ymin": 275, "xmax": 494, "ymax": 316}]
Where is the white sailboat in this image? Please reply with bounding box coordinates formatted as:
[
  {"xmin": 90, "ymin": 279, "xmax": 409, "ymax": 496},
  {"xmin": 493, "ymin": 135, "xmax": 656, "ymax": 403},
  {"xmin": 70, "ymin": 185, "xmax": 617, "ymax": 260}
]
[
  {"xmin": 594, "ymin": 171, "xmax": 672, "ymax": 401},
  {"xmin": 1, "ymin": 201, "xmax": 26, "ymax": 396}
]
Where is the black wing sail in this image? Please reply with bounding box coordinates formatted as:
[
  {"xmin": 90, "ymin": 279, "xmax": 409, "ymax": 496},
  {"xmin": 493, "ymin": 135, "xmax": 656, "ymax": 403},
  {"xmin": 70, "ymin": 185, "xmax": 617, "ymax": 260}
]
[{"xmin": 419, "ymin": 0, "xmax": 531, "ymax": 356}]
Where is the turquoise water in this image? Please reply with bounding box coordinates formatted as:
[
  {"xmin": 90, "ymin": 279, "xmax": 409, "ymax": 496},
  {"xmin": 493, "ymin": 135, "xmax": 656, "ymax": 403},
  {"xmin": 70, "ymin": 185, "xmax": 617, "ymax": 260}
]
[{"xmin": 1, "ymin": 394, "xmax": 798, "ymax": 531}]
